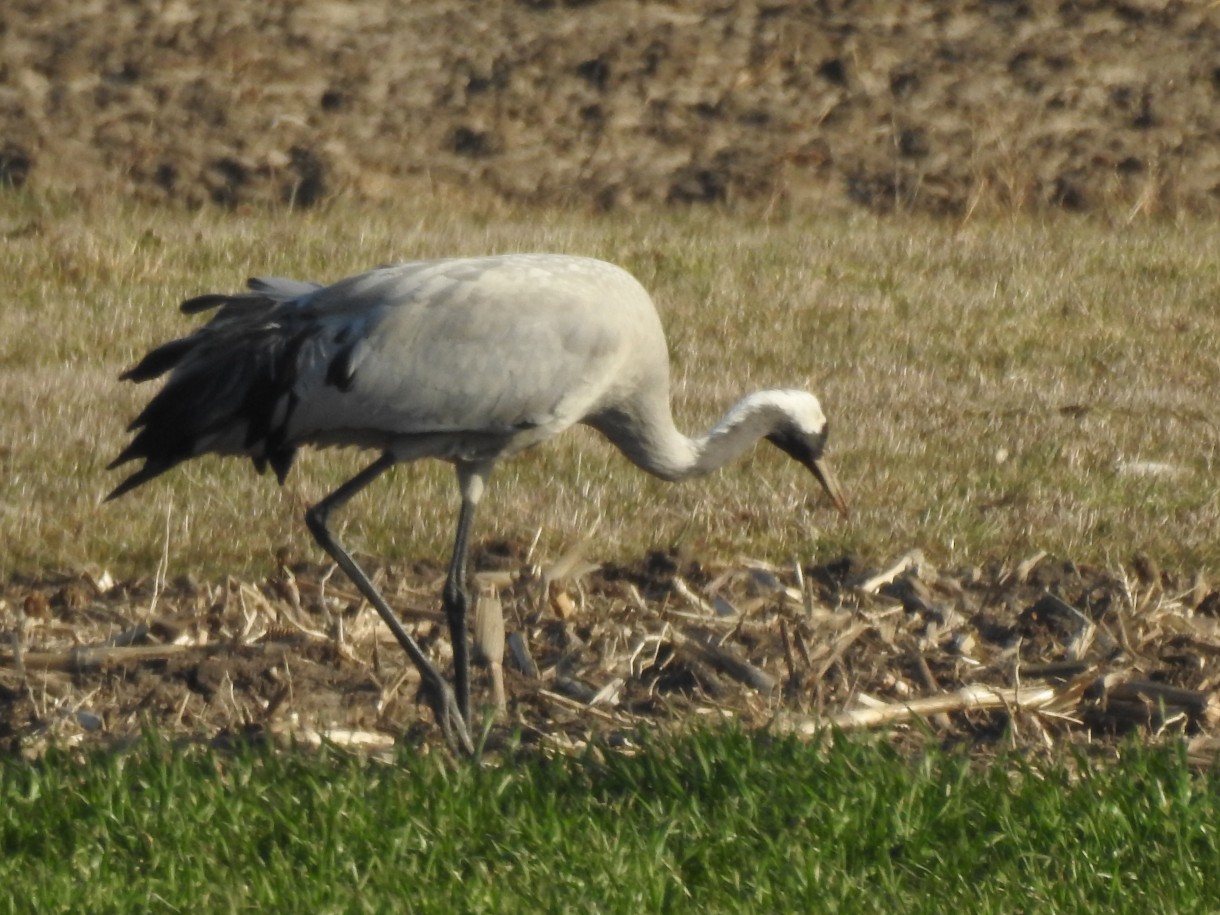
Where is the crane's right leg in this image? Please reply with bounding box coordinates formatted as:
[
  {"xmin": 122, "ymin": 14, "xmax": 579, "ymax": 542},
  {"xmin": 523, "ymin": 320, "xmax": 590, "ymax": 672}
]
[{"xmin": 304, "ymin": 452, "xmax": 474, "ymax": 755}]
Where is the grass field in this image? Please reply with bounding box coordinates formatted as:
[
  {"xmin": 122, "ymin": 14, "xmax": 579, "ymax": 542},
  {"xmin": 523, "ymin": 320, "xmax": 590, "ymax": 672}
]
[
  {"xmin": 3, "ymin": 192, "xmax": 1220, "ymax": 582},
  {"xmin": 2, "ymin": 731, "xmax": 1218, "ymax": 913},
  {"xmin": 4, "ymin": 193, "xmax": 1220, "ymax": 910}
]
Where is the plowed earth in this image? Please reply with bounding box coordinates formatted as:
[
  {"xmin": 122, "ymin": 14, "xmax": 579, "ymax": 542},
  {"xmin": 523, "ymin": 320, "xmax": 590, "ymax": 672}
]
[{"xmin": 4, "ymin": 1, "xmax": 1220, "ymax": 215}]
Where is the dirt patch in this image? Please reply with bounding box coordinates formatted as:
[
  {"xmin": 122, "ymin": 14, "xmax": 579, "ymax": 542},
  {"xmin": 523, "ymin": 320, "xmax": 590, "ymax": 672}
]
[
  {"xmin": 3, "ymin": 548, "xmax": 1218, "ymax": 761},
  {"xmin": 4, "ymin": 1, "xmax": 1220, "ymax": 215}
]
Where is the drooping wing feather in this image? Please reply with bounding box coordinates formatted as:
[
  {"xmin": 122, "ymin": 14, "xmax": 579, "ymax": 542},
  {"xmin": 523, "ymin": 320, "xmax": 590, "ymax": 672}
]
[
  {"xmin": 182, "ymin": 277, "xmax": 323, "ymax": 312},
  {"xmin": 108, "ymin": 279, "xmax": 326, "ymax": 497}
]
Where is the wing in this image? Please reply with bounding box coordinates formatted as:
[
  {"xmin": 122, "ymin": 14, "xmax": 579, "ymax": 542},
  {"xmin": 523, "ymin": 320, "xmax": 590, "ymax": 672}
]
[{"xmin": 285, "ymin": 255, "xmax": 664, "ymax": 455}]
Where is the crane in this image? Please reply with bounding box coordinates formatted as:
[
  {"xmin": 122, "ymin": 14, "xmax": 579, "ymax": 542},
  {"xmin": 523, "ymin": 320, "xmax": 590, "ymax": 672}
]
[{"xmin": 109, "ymin": 253, "xmax": 848, "ymax": 752}]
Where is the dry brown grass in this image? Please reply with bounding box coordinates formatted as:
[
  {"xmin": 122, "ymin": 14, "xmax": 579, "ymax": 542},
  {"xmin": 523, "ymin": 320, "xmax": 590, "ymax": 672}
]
[{"xmin": 3, "ymin": 192, "xmax": 1219, "ymax": 584}]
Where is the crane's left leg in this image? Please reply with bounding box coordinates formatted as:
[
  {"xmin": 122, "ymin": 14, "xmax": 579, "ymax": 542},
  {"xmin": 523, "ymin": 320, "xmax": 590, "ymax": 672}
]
[{"xmin": 443, "ymin": 496, "xmax": 476, "ymax": 727}]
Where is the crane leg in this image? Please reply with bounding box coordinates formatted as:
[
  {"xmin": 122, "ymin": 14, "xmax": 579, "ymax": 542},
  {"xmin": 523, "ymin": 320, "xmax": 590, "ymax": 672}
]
[
  {"xmin": 443, "ymin": 497, "xmax": 477, "ymax": 726},
  {"xmin": 304, "ymin": 452, "xmax": 474, "ymax": 755}
]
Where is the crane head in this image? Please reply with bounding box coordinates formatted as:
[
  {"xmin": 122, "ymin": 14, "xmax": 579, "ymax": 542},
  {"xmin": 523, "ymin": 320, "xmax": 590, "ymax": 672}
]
[{"xmin": 761, "ymin": 407, "xmax": 849, "ymax": 519}]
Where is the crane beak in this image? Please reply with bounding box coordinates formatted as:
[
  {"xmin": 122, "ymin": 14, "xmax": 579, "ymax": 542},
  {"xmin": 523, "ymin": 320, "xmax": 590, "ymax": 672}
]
[{"xmin": 807, "ymin": 457, "xmax": 849, "ymax": 517}]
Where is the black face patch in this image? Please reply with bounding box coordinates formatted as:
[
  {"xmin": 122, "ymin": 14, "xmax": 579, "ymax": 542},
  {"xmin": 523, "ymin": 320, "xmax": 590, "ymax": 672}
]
[{"xmin": 766, "ymin": 424, "xmax": 829, "ymax": 465}]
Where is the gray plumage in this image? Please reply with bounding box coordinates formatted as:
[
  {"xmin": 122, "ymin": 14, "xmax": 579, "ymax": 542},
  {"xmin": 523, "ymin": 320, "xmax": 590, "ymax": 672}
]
[{"xmin": 110, "ymin": 253, "xmax": 847, "ymax": 751}]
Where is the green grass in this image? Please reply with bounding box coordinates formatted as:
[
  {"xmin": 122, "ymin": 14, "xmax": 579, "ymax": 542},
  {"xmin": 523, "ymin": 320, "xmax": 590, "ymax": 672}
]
[
  {"xmin": 4, "ymin": 191, "xmax": 1220, "ymax": 580},
  {"xmin": 2, "ymin": 730, "xmax": 1217, "ymax": 913}
]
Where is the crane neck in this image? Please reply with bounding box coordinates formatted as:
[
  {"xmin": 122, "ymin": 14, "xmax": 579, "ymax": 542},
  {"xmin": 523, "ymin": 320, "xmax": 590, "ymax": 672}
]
[{"xmin": 591, "ymin": 390, "xmax": 799, "ymax": 482}]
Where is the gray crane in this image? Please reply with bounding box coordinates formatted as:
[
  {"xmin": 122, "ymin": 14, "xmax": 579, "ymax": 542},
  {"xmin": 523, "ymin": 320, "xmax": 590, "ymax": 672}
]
[{"xmin": 108, "ymin": 253, "xmax": 848, "ymax": 752}]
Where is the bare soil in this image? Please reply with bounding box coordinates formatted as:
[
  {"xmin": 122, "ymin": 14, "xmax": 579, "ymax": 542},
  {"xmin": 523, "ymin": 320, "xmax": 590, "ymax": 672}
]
[
  {"xmin": 4, "ymin": 1, "xmax": 1220, "ymax": 215},
  {"xmin": 3, "ymin": 547, "xmax": 1219, "ymax": 760}
]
